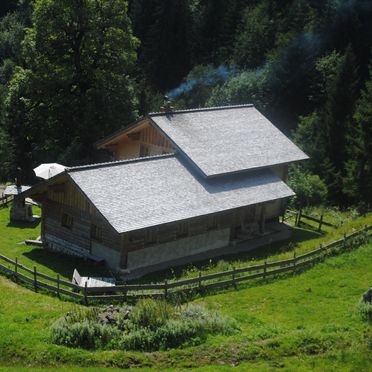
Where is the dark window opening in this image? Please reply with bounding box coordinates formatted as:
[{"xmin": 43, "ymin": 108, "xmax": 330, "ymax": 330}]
[
  {"xmin": 61, "ymin": 213, "xmax": 73, "ymax": 229},
  {"xmin": 91, "ymin": 224, "xmax": 103, "ymax": 242},
  {"xmin": 177, "ymin": 221, "xmax": 188, "ymax": 238}
]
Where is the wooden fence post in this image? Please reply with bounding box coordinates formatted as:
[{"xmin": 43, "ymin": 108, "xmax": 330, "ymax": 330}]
[
  {"xmin": 343, "ymin": 233, "xmax": 347, "ymax": 248},
  {"xmin": 33, "ymin": 266, "xmax": 37, "ymax": 292},
  {"xmin": 297, "ymin": 209, "xmax": 302, "ymax": 226},
  {"xmin": 263, "ymin": 260, "xmax": 267, "ymax": 280},
  {"xmin": 293, "ymin": 251, "xmax": 297, "ymax": 273},
  {"xmin": 318, "ymin": 214, "xmax": 324, "ymax": 232},
  {"xmin": 84, "ymin": 282, "xmax": 88, "ymax": 305},
  {"xmin": 198, "ymin": 271, "xmax": 202, "ymax": 290},
  {"xmin": 14, "ymin": 257, "xmax": 18, "ymax": 282},
  {"xmin": 57, "ymin": 275, "xmax": 60, "ymax": 298},
  {"xmin": 164, "ymin": 280, "xmax": 168, "ymax": 299},
  {"xmin": 232, "ymin": 267, "xmax": 237, "ymax": 289},
  {"xmin": 123, "ymin": 282, "xmax": 127, "ymax": 303}
]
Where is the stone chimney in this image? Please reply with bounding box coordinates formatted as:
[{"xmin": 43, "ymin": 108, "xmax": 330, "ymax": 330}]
[{"xmin": 160, "ymin": 95, "xmax": 174, "ymax": 113}]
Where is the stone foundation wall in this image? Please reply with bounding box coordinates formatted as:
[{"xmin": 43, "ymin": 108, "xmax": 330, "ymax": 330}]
[{"xmin": 45, "ymin": 233, "xmax": 89, "ymax": 258}]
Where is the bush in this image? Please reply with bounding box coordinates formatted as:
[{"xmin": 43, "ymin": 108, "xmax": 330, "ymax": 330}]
[
  {"xmin": 358, "ymin": 289, "xmax": 372, "ymax": 322},
  {"xmin": 129, "ymin": 299, "xmax": 175, "ymax": 330},
  {"xmin": 50, "ymin": 317, "xmax": 120, "ymax": 349},
  {"xmin": 50, "ymin": 300, "xmax": 239, "ymax": 352},
  {"xmin": 288, "ymin": 166, "xmax": 328, "ymax": 209},
  {"xmin": 358, "ymin": 301, "xmax": 372, "ymax": 322},
  {"xmin": 118, "ymin": 319, "xmax": 203, "ymax": 351}
]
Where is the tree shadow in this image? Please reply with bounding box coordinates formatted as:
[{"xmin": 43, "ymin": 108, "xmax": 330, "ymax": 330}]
[{"xmin": 23, "ymin": 248, "xmax": 112, "ymax": 279}]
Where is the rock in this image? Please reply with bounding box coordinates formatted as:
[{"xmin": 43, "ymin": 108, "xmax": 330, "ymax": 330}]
[
  {"xmin": 99, "ymin": 316, "xmax": 110, "ymax": 325},
  {"xmin": 105, "ymin": 314, "xmax": 116, "ymax": 324},
  {"xmin": 362, "ymin": 288, "xmax": 372, "ymax": 303}
]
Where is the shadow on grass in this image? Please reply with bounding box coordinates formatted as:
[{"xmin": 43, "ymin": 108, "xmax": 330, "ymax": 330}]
[
  {"xmin": 137, "ymin": 225, "xmax": 323, "ymax": 284},
  {"xmin": 23, "ymin": 248, "xmax": 112, "ymax": 279},
  {"xmin": 7, "ymin": 219, "xmax": 41, "ymax": 229}
]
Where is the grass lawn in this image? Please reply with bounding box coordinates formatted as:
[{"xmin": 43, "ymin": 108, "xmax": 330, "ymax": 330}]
[{"xmin": 0, "ymin": 207, "xmax": 371, "ymax": 370}]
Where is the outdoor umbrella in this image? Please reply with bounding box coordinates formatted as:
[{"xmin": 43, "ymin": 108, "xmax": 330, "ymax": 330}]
[{"xmin": 33, "ymin": 163, "xmax": 66, "ymax": 180}]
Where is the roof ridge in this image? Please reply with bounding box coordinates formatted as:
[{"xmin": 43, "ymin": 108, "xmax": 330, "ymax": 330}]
[
  {"xmin": 67, "ymin": 153, "xmax": 175, "ymax": 172},
  {"xmin": 149, "ymin": 103, "xmax": 254, "ymax": 116}
]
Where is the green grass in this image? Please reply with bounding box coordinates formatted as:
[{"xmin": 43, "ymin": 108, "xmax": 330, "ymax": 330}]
[{"xmin": 0, "ymin": 205, "xmax": 371, "ymax": 370}]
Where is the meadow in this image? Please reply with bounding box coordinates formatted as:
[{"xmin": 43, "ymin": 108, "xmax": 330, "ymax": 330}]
[{"xmin": 0, "ymin": 204, "xmax": 371, "ymax": 370}]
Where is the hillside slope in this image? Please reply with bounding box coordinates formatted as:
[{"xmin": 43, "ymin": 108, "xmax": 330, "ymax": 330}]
[{"xmin": 0, "ymin": 240, "xmax": 371, "ymax": 370}]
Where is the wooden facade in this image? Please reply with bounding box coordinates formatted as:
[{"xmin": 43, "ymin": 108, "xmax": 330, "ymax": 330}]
[
  {"xmin": 26, "ymin": 172, "xmax": 286, "ymax": 273},
  {"xmin": 30, "ymin": 175, "xmax": 122, "ymax": 269},
  {"xmin": 97, "ymin": 120, "xmax": 174, "ymax": 160}
]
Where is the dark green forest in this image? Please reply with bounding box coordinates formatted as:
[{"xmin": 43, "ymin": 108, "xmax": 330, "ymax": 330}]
[{"xmin": 0, "ymin": 0, "xmax": 371, "ymax": 209}]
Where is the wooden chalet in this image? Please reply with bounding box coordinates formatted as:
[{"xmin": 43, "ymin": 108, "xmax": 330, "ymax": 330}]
[{"xmin": 23, "ymin": 104, "xmax": 308, "ymax": 276}]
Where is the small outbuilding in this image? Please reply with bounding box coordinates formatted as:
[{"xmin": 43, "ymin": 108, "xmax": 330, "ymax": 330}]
[{"xmin": 23, "ymin": 104, "xmax": 308, "ymax": 276}]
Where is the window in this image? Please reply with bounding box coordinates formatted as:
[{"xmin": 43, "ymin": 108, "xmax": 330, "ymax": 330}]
[
  {"xmin": 61, "ymin": 213, "xmax": 73, "ymax": 229},
  {"xmin": 177, "ymin": 221, "xmax": 188, "ymax": 238},
  {"xmin": 91, "ymin": 224, "xmax": 102, "ymax": 242}
]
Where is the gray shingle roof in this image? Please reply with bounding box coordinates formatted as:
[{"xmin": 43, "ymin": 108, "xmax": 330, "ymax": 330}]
[
  {"xmin": 68, "ymin": 155, "xmax": 294, "ymax": 233},
  {"xmin": 150, "ymin": 105, "xmax": 308, "ymax": 177},
  {"xmin": 5, "ymin": 185, "xmax": 31, "ymax": 195}
]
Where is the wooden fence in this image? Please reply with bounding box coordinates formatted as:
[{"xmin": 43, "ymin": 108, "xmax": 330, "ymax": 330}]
[
  {"xmin": 0, "ymin": 225, "xmax": 371, "ymax": 304},
  {"xmin": 283, "ymin": 209, "xmax": 336, "ymax": 231},
  {"xmin": 0, "ymin": 194, "xmax": 13, "ymax": 207}
]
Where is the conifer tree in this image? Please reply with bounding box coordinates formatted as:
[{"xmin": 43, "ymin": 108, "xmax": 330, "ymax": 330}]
[
  {"xmin": 319, "ymin": 46, "xmax": 359, "ymax": 204},
  {"xmin": 344, "ymin": 64, "xmax": 372, "ymax": 207}
]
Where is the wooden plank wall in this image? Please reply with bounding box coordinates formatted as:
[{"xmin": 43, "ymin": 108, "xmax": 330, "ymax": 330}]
[
  {"xmin": 44, "ymin": 181, "xmax": 120, "ymax": 253},
  {"xmin": 139, "ymin": 124, "xmax": 173, "ymax": 150},
  {"xmin": 124, "ymin": 205, "xmax": 259, "ymax": 253},
  {"xmin": 112, "ymin": 123, "xmax": 173, "ymax": 160}
]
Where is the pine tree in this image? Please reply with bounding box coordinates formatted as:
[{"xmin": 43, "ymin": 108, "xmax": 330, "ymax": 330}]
[
  {"xmin": 344, "ymin": 64, "xmax": 372, "ymax": 207},
  {"xmin": 319, "ymin": 46, "xmax": 359, "ymax": 205}
]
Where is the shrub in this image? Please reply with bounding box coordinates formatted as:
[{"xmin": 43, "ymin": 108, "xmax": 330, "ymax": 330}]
[
  {"xmin": 50, "ymin": 300, "xmax": 239, "ymax": 352},
  {"xmin": 358, "ymin": 289, "xmax": 372, "ymax": 322},
  {"xmin": 288, "ymin": 166, "xmax": 328, "ymax": 209},
  {"xmin": 118, "ymin": 319, "xmax": 203, "ymax": 351},
  {"xmin": 50, "ymin": 317, "xmax": 120, "ymax": 349},
  {"xmin": 181, "ymin": 304, "xmax": 238, "ymax": 335},
  {"xmin": 129, "ymin": 299, "xmax": 175, "ymax": 330}
]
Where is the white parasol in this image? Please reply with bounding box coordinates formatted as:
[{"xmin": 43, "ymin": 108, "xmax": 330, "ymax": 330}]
[{"xmin": 33, "ymin": 163, "xmax": 66, "ymax": 180}]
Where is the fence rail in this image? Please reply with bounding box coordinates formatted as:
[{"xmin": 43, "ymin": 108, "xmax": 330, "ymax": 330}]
[
  {"xmin": 0, "ymin": 194, "xmax": 13, "ymax": 207},
  {"xmin": 283, "ymin": 209, "xmax": 336, "ymax": 231},
  {"xmin": 0, "ymin": 226, "xmax": 371, "ymax": 304}
]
